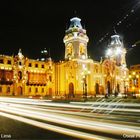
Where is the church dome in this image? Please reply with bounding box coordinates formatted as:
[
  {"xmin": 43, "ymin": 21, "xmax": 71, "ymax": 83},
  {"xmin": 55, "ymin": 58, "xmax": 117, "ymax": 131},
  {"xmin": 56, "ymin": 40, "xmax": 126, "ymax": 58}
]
[
  {"xmin": 110, "ymin": 35, "xmax": 122, "ymax": 46},
  {"xmin": 69, "ymin": 17, "xmax": 82, "ymax": 29}
]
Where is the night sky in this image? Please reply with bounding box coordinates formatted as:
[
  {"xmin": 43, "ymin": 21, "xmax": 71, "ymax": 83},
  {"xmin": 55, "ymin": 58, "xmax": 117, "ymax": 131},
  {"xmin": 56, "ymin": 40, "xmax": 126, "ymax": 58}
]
[{"xmin": 0, "ymin": 0, "xmax": 140, "ymax": 67}]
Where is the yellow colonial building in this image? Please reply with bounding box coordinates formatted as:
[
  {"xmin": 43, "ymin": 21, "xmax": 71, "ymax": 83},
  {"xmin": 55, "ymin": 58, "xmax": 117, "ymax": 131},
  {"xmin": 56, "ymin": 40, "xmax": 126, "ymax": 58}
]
[
  {"xmin": 129, "ymin": 64, "xmax": 140, "ymax": 94},
  {"xmin": 0, "ymin": 50, "xmax": 55, "ymax": 97},
  {"xmin": 0, "ymin": 17, "xmax": 129, "ymax": 98}
]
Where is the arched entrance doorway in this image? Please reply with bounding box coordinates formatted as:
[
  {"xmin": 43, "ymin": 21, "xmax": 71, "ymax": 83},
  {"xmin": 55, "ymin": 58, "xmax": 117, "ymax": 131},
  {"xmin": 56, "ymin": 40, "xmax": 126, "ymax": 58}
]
[
  {"xmin": 18, "ymin": 86, "xmax": 22, "ymax": 95},
  {"xmin": 49, "ymin": 88, "xmax": 52, "ymax": 97},
  {"xmin": 107, "ymin": 81, "xmax": 111, "ymax": 96},
  {"xmin": 95, "ymin": 83, "xmax": 99, "ymax": 95},
  {"xmin": 69, "ymin": 83, "xmax": 74, "ymax": 98}
]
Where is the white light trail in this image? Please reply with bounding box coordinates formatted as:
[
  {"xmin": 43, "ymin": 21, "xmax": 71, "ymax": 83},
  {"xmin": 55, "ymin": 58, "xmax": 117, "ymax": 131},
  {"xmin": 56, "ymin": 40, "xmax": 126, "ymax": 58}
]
[
  {"xmin": 71, "ymin": 101, "xmax": 140, "ymax": 108},
  {"xmin": 1, "ymin": 97, "xmax": 140, "ymax": 113},
  {"xmin": 0, "ymin": 103, "xmax": 140, "ymax": 137},
  {"xmin": 1, "ymin": 101, "xmax": 140, "ymax": 127},
  {"xmin": 0, "ymin": 112, "xmax": 107, "ymax": 140}
]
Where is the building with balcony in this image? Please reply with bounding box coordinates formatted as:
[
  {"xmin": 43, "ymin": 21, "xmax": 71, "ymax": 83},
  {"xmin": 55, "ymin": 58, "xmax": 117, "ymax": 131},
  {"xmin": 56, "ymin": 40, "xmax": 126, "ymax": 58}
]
[{"xmin": 0, "ymin": 50, "xmax": 55, "ymax": 97}]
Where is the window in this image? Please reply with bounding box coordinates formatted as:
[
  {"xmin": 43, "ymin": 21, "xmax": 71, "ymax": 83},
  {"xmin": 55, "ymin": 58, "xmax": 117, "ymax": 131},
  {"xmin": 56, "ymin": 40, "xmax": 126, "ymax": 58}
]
[
  {"xmin": 95, "ymin": 65, "xmax": 98, "ymax": 73},
  {"xmin": 67, "ymin": 43, "xmax": 73, "ymax": 56},
  {"xmin": 19, "ymin": 62, "xmax": 22, "ymax": 65},
  {"xmin": 7, "ymin": 60, "xmax": 11, "ymax": 64},
  {"xmin": 42, "ymin": 88, "xmax": 44, "ymax": 93},
  {"xmin": 131, "ymin": 67, "xmax": 134, "ymax": 69},
  {"xmin": 0, "ymin": 59, "xmax": 4, "ymax": 63},
  {"xmin": 35, "ymin": 64, "xmax": 38, "ymax": 68},
  {"xmin": 18, "ymin": 71, "xmax": 22, "ymax": 80},
  {"xmin": 0, "ymin": 87, "xmax": 2, "ymax": 92},
  {"xmin": 35, "ymin": 88, "xmax": 38, "ymax": 93},
  {"xmin": 42, "ymin": 64, "xmax": 44, "ymax": 68},
  {"xmin": 49, "ymin": 66, "xmax": 52, "ymax": 69},
  {"xmin": 29, "ymin": 63, "xmax": 32, "ymax": 67},
  {"xmin": 7, "ymin": 87, "xmax": 10, "ymax": 93},
  {"xmin": 49, "ymin": 76, "xmax": 52, "ymax": 82},
  {"xmin": 79, "ymin": 43, "xmax": 85, "ymax": 55},
  {"xmin": 29, "ymin": 87, "xmax": 31, "ymax": 93}
]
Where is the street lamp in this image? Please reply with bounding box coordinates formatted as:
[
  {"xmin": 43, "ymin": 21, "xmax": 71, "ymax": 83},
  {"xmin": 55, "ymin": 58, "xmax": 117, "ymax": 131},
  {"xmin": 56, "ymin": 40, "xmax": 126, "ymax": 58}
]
[{"xmin": 81, "ymin": 64, "xmax": 90, "ymax": 100}]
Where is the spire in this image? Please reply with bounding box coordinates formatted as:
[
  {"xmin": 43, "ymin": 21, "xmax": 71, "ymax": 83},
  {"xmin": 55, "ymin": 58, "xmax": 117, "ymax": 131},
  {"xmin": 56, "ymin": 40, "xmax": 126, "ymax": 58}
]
[
  {"xmin": 18, "ymin": 48, "xmax": 22, "ymax": 54},
  {"xmin": 18, "ymin": 48, "xmax": 23, "ymax": 59}
]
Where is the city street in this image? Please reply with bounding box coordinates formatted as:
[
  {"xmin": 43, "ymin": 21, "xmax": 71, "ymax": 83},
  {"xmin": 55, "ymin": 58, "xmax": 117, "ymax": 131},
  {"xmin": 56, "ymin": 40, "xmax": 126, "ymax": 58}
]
[
  {"xmin": 0, "ymin": 97, "xmax": 140, "ymax": 139},
  {"xmin": 0, "ymin": 1, "xmax": 140, "ymax": 139}
]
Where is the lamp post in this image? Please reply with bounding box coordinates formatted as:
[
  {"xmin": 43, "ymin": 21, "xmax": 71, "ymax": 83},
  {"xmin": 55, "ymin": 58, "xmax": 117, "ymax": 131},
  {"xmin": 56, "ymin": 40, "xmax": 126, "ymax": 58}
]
[
  {"xmin": 122, "ymin": 76, "xmax": 128, "ymax": 98},
  {"xmin": 82, "ymin": 75, "xmax": 87, "ymax": 100},
  {"xmin": 81, "ymin": 64, "xmax": 90, "ymax": 100}
]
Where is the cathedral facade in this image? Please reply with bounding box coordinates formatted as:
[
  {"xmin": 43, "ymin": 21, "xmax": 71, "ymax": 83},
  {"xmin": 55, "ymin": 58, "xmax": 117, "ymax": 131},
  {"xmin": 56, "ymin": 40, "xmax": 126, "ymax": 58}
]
[{"xmin": 0, "ymin": 17, "xmax": 129, "ymax": 98}]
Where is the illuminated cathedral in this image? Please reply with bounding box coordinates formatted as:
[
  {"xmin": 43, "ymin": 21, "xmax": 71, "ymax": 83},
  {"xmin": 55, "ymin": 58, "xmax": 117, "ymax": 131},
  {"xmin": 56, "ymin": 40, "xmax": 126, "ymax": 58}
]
[{"xmin": 0, "ymin": 17, "xmax": 129, "ymax": 98}]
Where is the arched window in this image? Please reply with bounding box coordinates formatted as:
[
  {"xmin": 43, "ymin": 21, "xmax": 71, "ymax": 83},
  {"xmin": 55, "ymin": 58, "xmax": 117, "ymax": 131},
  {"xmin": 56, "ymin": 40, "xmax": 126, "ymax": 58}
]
[
  {"xmin": 79, "ymin": 43, "xmax": 85, "ymax": 55},
  {"xmin": 18, "ymin": 71, "xmax": 22, "ymax": 80},
  {"xmin": 66, "ymin": 43, "xmax": 73, "ymax": 57}
]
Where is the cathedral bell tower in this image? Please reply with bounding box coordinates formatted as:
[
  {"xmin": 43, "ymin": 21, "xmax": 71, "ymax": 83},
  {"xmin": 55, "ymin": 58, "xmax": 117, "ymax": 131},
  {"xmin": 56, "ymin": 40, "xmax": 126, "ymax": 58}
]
[
  {"xmin": 63, "ymin": 17, "xmax": 89, "ymax": 60},
  {"xmin": 106, "ymin": 34, "xmax": 127, "ymax": 67}
]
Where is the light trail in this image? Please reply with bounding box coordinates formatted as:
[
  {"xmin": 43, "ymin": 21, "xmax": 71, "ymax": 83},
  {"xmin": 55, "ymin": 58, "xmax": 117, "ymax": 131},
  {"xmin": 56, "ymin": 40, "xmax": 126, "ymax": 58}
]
[
  {"xmin": 71, "ymin": 101, "xmax": 140, "ymax": 108},
  {"xmin": 0, "ymin": 112, "xmax": 108, "ymax": 140},
  {"xmin": 0, "ymin": 97, "xmax": 84, "ymax": 109},
  {"xmin": 0, "ymin": 98, "xmax": 140, "ymax": 126},
  {"xmin": 0, "ymin": 97, "xmax": 139, "ymax": 107},
  {"xmin": 1, "ymin": 97, "xmax": 140, "ymax": 108},
  {"xmin": 1, "ymin": 97, "xmax": 140, "ymax": 114},
  {"xmin": 0, "ymin": 103, "xmax": 140, "ymax": 137},
  {"xmin": 1, "ymin": 101, "xmax": 140, "ymax": 127}
]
